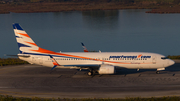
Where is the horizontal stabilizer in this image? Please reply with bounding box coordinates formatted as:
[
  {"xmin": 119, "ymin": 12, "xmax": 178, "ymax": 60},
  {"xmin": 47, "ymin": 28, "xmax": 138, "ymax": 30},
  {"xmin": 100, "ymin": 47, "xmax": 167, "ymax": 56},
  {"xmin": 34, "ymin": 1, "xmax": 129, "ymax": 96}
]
[{"xmin": 5, "ymin": 54, "xmax": 30, "ymax": 58}]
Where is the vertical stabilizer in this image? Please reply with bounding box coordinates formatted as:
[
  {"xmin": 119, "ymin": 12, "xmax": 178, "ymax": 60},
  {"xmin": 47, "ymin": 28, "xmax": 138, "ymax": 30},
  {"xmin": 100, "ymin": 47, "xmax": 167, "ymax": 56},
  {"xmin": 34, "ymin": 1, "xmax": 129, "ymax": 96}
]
[{"xmin": 13, "ymin": 23, "xmax": 39, "ymax": 54}]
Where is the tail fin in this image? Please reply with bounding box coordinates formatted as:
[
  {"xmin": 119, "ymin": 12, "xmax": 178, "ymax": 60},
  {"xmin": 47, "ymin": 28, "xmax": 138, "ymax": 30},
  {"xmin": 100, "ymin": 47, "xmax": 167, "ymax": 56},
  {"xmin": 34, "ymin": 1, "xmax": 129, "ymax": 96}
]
[
  {"xmin": 81, "ymin": 42, "xmax": 89, "ymax": 52},
  {"xmin": 13, "ymin": 23, "xmax": 39, "ymax": 54}
]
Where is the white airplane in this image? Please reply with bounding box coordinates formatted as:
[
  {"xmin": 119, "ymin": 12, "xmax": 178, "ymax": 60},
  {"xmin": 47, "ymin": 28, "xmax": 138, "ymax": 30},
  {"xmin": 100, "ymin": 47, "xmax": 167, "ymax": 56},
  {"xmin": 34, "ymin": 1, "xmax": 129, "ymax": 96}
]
[{"xmin": 13, "ymin": 23, "xmax": 175, "ymax": 76}]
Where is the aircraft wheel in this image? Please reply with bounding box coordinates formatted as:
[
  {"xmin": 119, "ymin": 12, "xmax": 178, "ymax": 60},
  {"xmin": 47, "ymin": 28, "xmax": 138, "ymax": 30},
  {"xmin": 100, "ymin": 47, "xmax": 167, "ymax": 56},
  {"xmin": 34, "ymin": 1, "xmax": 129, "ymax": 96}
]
[
  {"xmin": 156, "ymin": 71, "xmax": 160, "ymax": 74},
  {"xmin": 87, "ymin": 71, "xmax": 93, "ymax": 76}
]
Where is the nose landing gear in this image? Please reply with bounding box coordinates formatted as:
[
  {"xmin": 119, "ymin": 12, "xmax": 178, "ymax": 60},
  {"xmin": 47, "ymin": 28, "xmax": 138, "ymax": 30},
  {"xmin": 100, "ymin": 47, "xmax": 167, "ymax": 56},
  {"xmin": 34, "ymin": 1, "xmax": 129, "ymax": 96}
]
[
  {"xmin": 156, "ymin": 71, "xmax": 160, "ymax": 74},
  {"xmin": 156, "ymin": 68, "xmax": 165, "ymax": 74}
]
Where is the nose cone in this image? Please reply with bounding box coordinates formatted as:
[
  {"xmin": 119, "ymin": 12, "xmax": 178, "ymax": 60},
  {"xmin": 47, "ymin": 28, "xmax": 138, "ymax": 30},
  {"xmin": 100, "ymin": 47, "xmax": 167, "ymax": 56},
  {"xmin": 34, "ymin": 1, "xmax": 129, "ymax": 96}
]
[{"xmin": 169, "ymin": 59, "xmax": 175, "ymax": 66}]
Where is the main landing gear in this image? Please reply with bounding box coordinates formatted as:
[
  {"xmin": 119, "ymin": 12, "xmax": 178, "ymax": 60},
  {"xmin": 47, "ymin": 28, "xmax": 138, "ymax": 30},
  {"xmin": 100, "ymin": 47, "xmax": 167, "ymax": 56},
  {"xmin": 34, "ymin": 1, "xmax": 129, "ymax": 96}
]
[
  {"xmin": 87, "ymin": 70, "xmax": 96, "ymax": 76},
  {"xmin": 87, "ymin": 71, "xmax": 93, "ymax": 76}
]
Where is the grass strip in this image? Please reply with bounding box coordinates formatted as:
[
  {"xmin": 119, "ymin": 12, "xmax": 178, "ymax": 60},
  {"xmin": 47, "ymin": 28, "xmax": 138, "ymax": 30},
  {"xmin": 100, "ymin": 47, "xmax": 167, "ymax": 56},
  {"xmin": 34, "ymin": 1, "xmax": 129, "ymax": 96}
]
[
  {"xmin": 0, "ymin": 58, "xmax": 29, "ymax": 66},
  {"xmin": 0, "ymin": 2, "xmax": 180, "ymax": 14},
  {"xmin": 0, "ymin": 95, "xmax": 180, "ymax": 101}
]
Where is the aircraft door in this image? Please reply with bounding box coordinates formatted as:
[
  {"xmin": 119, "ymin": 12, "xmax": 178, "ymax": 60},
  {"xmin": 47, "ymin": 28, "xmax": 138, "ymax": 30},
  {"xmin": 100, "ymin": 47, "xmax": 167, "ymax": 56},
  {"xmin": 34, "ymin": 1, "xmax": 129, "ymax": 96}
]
[
  {"xmin": 39, "ymin": 57, "xmax": 43, "ymax": 64},
  {"xmin": 152, "ymin": 56, "xmax": 156, "ymax": 64},
  {"xmin": 32, "ymin": 56, "xmax": 43, "ymax": 64},
  {"xmin": 32, "ymin": 56, "xmax": 37, "ymax": 62}
]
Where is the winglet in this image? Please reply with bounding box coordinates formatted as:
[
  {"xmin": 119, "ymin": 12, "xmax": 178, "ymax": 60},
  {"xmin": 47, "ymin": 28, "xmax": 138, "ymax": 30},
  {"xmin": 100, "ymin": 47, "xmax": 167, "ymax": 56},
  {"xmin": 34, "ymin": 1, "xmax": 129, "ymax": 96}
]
[
  {"xmin": 81, "ymin": 42, "xmax": 89, "ymax": 52},
  {"xmin": 49, "ymin": 55, "xmax": 60, "ymax": 70}
]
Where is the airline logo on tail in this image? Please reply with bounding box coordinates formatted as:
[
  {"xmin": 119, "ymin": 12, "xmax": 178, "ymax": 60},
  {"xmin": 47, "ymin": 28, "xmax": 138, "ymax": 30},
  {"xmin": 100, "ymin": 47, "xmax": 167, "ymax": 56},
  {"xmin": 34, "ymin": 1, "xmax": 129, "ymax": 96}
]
[{"xmin": 13, "ymin": 23, "xmax": 39, "ymax": 54}]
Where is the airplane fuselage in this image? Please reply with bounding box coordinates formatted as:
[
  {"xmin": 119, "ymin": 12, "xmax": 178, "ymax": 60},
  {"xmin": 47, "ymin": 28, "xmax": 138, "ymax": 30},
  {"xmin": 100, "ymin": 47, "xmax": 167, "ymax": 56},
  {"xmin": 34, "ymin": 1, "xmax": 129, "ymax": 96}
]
[{"xmin": 19, "ymin": 52, "xmax": 174, "ymax": 70}]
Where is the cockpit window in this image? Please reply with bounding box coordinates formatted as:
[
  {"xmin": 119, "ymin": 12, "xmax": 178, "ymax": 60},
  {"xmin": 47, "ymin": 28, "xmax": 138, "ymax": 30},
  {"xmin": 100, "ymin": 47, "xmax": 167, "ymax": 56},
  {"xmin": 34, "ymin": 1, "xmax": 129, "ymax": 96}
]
[{"xmin": 161, "ymin": 57, "xmax": 169, "ymax": 60}]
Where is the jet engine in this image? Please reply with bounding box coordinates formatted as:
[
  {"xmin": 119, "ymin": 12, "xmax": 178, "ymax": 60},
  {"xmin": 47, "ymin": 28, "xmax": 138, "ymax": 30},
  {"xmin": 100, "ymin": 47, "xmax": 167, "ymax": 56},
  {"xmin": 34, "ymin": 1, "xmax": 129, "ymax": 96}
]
[{"xmin": 98, "ymin": 65, "xmax": 115, "ymax": 74}]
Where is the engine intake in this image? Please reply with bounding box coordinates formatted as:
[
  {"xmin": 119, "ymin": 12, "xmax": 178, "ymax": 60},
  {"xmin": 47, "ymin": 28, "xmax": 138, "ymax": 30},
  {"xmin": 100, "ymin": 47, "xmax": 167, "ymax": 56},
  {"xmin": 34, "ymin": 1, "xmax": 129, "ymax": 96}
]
[{"xmin": 98, "ymin": 65, "xmax": 115, "ymax": 74}]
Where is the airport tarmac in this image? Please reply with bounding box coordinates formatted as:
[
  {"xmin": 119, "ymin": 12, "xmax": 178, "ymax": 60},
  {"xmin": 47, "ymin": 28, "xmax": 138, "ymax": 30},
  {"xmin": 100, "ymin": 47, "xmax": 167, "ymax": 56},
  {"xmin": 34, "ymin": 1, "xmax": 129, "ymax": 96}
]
[{"xmin": 0, "ymin": 60, "xmax": 180, "ymax": 98}]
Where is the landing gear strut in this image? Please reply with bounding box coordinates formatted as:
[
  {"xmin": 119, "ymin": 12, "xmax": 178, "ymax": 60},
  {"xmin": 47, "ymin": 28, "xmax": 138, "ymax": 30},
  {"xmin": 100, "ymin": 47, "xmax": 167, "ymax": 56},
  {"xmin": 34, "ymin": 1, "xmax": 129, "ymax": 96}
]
[
  {"xmin": 156, "ymin": 68, "xmax": 165, "ymax": 74},
  {"xmin": 87, "ymin": 70, "xmax": 96, "ymax": 76},
  {"xmin": 156, "ymin": 71, "xmax": 160, "ymax": 74}
]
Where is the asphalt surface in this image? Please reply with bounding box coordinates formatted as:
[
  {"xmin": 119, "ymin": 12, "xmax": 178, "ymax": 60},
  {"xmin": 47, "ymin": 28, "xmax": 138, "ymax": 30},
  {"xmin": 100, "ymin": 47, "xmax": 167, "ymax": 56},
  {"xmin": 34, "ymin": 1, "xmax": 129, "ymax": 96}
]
[{"xmin": 0, "ymin": 60, "xmax": 180, "ymax": 98}]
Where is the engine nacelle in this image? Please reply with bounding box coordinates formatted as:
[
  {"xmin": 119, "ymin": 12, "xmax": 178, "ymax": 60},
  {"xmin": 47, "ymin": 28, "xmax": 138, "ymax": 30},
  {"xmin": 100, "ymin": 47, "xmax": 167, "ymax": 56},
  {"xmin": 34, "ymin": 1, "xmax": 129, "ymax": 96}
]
[{"xmin": 98, "ymin": 65, "xmax": 115, "ymax": 74}]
